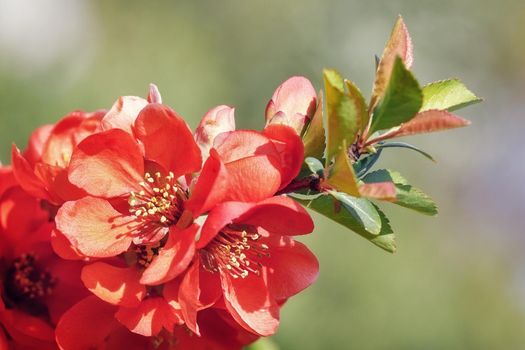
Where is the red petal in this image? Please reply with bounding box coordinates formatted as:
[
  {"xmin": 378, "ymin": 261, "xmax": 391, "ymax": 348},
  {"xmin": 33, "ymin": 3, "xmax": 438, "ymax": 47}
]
[
  {"xmin": 185, "ymin": 149, "xmax": 229, "ymax": 216},
  {"xmin": 197, "ymin": 202, "xmax": 255, "ymax": 248},
  {"xmin": 56, "ymin": 197, "xmax": 134, "ymax": 258},
  {"xmin": 140, "ymin": 224, "xmax": 198, "ymax": 285},
  {"xmin": 102, "ymin": 96, "xmax": 148, "ymax": 134},
  {"xmin": 0, "ymin": 187, "xmax": 48, "ymax": 245},
  {"xmin": 45, "ymin": 259, "xmax": 89, "ymax": 324},
  {"xmin": 50, "ymin": 228, "xmax": 86, "ymax": 260},
  {"xmin": 263, "ymin": 124, "xmax": 304, "ymax": 188},
  {"xmin": 82, "ymin": 262, "xmax": 146, "ymax": 307},
  {"xmin": 115, "ymin": 297, "xmax": 183, "ymax": 337},
  {"xmin": 56, "ymin": 296, "xmax": 119, "ymax": 350},
  {"xmin": 223, "ymin": 155, "xmax": 282, "ymax": 202},
  {"xmin": 0, "ymin": 166, "xmax": 16, "ymax": 196},
  {"xmin": 68, "ymin": 129, "xmax": 144, "ymax": 198},
  {"xmin": 266, "ymin": 76, "xmax": 317, "ymax": 128},
  {"xmin": 2, "ymin": 309, "xmax": 55, "ymax": 346},
  {"xmin": 41, "ymin": 112, "xmax": 88, "ymax": 168},
  {"xmin": 133, "ymin": 104, "xmax": 202, "ymax": 178},
  {"xmin": 11, "ymin": 145, "xmax": 51, "ymax": 201},
  {"xmin": 214, "ymin": 130, "xmax": 277, "ymax": 163},
  {"xmin": 266, "ymin": 237, "xmax": 319, "ymax": 301},
  {"xmin": 23, "ymin": 124, "xmax": 53, "ymax": 166},
  {"xmin": 34, "ymin": 163, "xmax": 86, "ymax": 203},
  {"xmin": 147, "ymin": 84, "xmax": 162, "ymax": 104},
  {"xmin": 235, "ymin": 196, "xmax": 314, "ymax": 236},
  {"xmin": 221, "ymin": 272, "xmax": 280, "ymax": 336},
  {"xmin": 195, "ymin": 105, "xmax": 236, "ymax": 156},
  {"xmin": 176, "ymin": 261, "xmax": 221, "ymax": 335}
]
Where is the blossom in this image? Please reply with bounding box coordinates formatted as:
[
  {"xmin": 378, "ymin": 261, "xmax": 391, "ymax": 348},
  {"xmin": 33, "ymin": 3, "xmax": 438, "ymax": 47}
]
[
  {"xmin": 265, "ymin": 76, "xmax": 317, "ymax": 134},
  {"xmin": 178, "ymin": 196, "xmax": 319, "ymax": 336},
  {"xmin": 11, "ymin": 110, "xmax": 105, "ymax": 206},
  {"xmin": 194, "ymin": 105, "xmax": 236, "ymax": 159},
  {"xmin": 0, "ymin": 186, "xmax": 87, "ymax": 349},
  {"xmin": 56, "ymin": 295, "xmax": 258, "ymax": 350}
]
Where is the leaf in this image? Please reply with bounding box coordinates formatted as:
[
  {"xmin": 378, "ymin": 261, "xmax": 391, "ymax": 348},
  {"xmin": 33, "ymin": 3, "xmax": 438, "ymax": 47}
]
[
  {"xmin": 376, "ymin": 142, "xmax": 435, "ymax": 162},
  {"xmin": 369, "ymin": 57, "xmax": 423, "ymax": 135},
  {"xmin": 330, "ymin": 191, "xmax": 382, "ymax": 235},
  {"xmin": 344, "ymin": 79, "xmax": 368, "ymax": 132},
  {"xmin": 353, "ymin": 149, "xmax": 383, "ymax": 178},
  {"xmin": 359, "ymin": 182, "xmax": 397, "ymax": 200},
  {"xmin": 362, "ymin": 169, "xmax": 438, "ymax": 215},
  {"xmin": 295, "ymin": 193, "xmax": 396, "ymax": 252},
  {"xmin": 302, "ymin": 90, "xmax": 326, "ymax": 159},
  {"xmin": 323, "ymin": 69, "xmax": 361, "ymax": 164},
  {"xmin": 421, "ymin": 78, "xmax": 482, "ymax": 112},
  {"xmin": 325, "ymin": 141, "xmax": 360, "ymax": 197},
  {"xmin": 370, "ymin": 15, "xmax": 414, "ymax": 111},
  {"xmin": 365, "ymin": 109, "xmax": 471, "ymax": 144},
  {"xmin": 304, "ymin": 157, "xmax": 324, "ymax": 176}
]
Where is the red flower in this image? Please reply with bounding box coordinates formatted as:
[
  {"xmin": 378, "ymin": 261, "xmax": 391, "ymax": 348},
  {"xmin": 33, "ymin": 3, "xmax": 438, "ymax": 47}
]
[
  {"xmin": 11, "ymin": 110, "xmax": 105, "ymax": 206},
  {"xmin": 0, "ymin": 187, "xmax": 87, "ymax": 349},
  {"xmin": 55, "ymin": 295, "xmax": 258, "ymax": 350},
  {"xmin": 178, "ymin": 196, "xmax": 319, "ymax": 336},
  {"xmin": 265, "ymin": 76, "xmax": 317, "ymax": 134}
]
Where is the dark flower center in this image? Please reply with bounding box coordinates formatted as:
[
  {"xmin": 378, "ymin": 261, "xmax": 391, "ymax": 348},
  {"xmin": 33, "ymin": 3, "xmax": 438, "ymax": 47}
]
[
  {"xmin": 128, "ymin": 172, "xmax": 187, "ymax": 226},
  {"xmin": 200, "ymin": 225, "xmax": 270, "ymax": 279},
  {"xmin": 3, "ymin": 253, "xmax": 56, "ymax": 316}
]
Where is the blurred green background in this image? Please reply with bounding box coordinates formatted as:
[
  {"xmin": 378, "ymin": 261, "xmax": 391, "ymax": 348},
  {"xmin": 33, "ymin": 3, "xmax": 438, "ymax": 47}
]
[{"xmin": 1, "ymin": 0, "xmax": 524, "ymax": 348}]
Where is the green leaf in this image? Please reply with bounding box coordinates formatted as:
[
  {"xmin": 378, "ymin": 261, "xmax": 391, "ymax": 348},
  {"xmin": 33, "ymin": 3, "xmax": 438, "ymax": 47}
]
[
  {"xmin": 369, "ymin": 57, "xmax": 423, "ymax": 134},
  {"xmin": 421, "ymin": 78, "xmax": 482, "ymax": 112},
  {"xmin": 326, "ymin": 141, "xmax": 360, "ymax": 197},
  {"xmin": 353, "ymin": 149, "xmax": 383, "ymax": 178},
  {"xmin": 302, "ymin": 90, "xmax": 326, "ymax": 159},
  {"xmin": 330, "ymin": 191, "xmax": 381, "ymax": 235},
  {"xmin": 295, "ymin": 193, "xmax": 396, "ymax": 252},
  {"xmin": 370, "ymin": 16, "xmax": 414, "ymax": 111},
  {"xmin": 305, "ymin": 157, "xmax": 324, "ymax": 176},
  {"xmin": 376, "ymin": 142, "xmax": 435, "ymax": 162},
  {"xmin": 362, "ymin": 169, "xmax": 438, "ymax": 215},
  {"xmin": 323, "ymin": 69, "xmax": 361, "ymax": 164},
  {"xmin": 344, "ymin": 79, "xmax": 368, "ymax": 132}
]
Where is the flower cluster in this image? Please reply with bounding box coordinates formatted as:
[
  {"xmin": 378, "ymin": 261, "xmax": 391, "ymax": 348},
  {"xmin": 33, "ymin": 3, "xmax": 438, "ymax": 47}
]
[
  {"xmin": 1, "ymin": 77, "xmax": 322, "ymax": 349},
  {"xmin": 0, "ymin": 16, "xmax": 478, "ymax": 350}
]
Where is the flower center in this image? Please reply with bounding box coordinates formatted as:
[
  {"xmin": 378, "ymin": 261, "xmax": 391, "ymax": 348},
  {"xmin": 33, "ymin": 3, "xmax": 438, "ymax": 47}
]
[
  {"xmin": 200, "ymin": 225, "xmax": 270, "ymax": 279},
  {"xmin": 129, "ymin": 172, "xmax": 187, "ymax": 226},
  {"xmin": 4, "ymin": 254, "xmax": 56, "ymax": 303},
  {"xmin": 135, "ymin": 243, "xmax": 161, "ymax": 268}
]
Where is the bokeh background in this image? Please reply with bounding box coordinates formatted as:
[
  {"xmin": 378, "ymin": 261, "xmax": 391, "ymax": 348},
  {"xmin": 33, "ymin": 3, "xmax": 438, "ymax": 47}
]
[{"xmin": 1, "ymin": 0, "xmax": 524, "ymax": 348}]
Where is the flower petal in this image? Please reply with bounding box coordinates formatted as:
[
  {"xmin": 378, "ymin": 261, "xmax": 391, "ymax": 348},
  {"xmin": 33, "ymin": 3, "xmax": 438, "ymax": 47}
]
[
  {"xmin": 267, "ymin": 76, "xmax": 317, "ymax": 120},
  {"xmin": 115, "ymin": 297, "xmax": 183, "ymax": 337},
  {"xmin": 140, "ymin": 224, "xmax": 198, "ymax": 285},
  {"xmin": 266, "ymin": 237, "xmax": 319, "ymax": 301},
  {"xmin": 176, "ymin": 261, "xmax": 221, "ymax": 335},
  {"xmin": 68, "ymin": 129, "xmax": 144, "ymax": 198},
  {"xmin": 56, "ymin": 197, "xmax": 134, "ymax": 258},
  {"xmin": 263, "ymin": 124, "xmax": 304, "ymax": 188},
  {"xmin": 101, "ymin": 96, "xmax": 148, "ymax": 134},
  {"xmin": 133, "ymin": 103, "xmax": 202, "ymax": 178},
  {"xmin": 221, "ymin": 272, "xmax": 280, "ymax": 336},
  {"xmin": 82, "ymin": 262, "xmax": 146, "ymax": 307},
  {"xmin": 50, "ymin": 228, "xmax": 86, "ymax": 260},
  {"xmin": 23, "ymin": 124, "xmax": 53, "ymax": 166},
  {"xmin": 185, "ymin": 149, "xmax": 229, "ymax": 216},
  {"xmin": 197, "ymin": 201, "xmax": 255, "ymax": 248},
  {"xmin": 11, "ymin": 144, "xmax": 51, "ymax": 201},
  {"xmin": 195, "ymin": 105, "xmax": 236, "ymax": 157},
  {"xmin": 235, "ymin": 196, "xmax": 314, "ymax": 236},
  {"xmin": 56, "ymin": 296, "xmax": 119, "ymax": 350}
]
